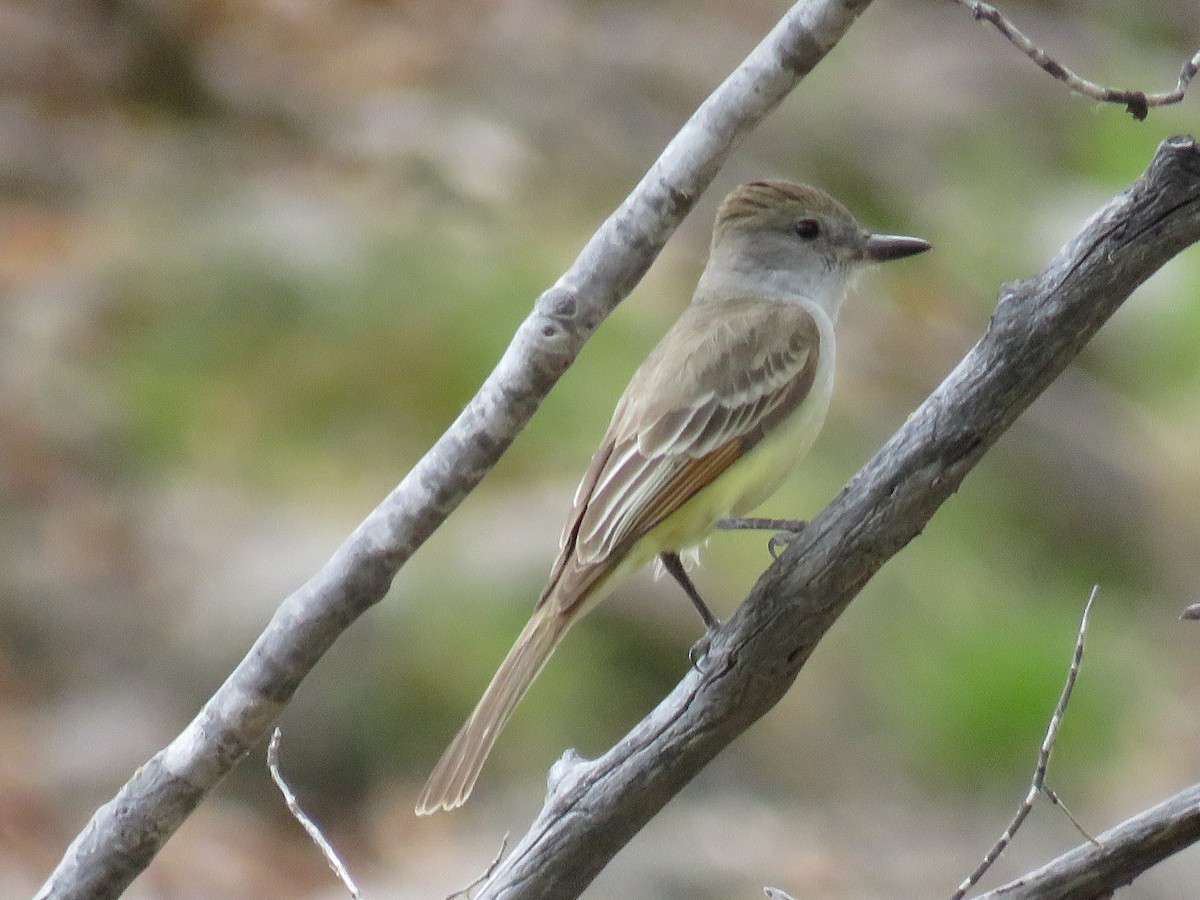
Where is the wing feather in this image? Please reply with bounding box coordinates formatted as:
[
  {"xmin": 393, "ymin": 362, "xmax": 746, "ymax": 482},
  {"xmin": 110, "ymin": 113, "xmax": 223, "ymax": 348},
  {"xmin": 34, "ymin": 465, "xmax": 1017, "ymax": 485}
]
[{"xmin": 543, "ymin": 299, "xmax": 823, "ymax": 613}]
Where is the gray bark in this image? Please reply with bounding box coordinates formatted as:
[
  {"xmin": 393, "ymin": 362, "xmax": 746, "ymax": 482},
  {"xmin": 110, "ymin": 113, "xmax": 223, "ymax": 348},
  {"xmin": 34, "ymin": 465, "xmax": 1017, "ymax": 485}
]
[
  {"xmin": 34, "ymin": 1, "xmax": 876, "ymax": 897},
  {"xmin": 472, "ymin": 137, "xmax": 1200, "ymax": 899},
  {"xmin": 978, "ymin": 781, "xmax": 1200, "ymax": 899}
]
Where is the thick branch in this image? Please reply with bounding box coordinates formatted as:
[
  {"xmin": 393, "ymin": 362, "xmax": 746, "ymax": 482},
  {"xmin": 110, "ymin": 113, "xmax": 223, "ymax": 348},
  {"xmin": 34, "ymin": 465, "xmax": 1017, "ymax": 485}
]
[
  {"xmin": 976, "ymin": 782, "xmax": 1200, "ymax": 899},
  {"xmin": 35, "ymin": 2, "xmax": 876, "ymax": 898},
  {"xmin": 473, "ymin": 137, "xmax": 1200, "ymax": 899}
]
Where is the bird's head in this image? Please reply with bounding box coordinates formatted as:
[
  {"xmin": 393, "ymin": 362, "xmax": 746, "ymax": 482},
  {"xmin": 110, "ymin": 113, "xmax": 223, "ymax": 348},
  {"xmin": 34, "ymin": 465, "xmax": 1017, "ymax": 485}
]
[{"xmin": 702, "ymin": 180, "xmax": 930, "ymax": 313}]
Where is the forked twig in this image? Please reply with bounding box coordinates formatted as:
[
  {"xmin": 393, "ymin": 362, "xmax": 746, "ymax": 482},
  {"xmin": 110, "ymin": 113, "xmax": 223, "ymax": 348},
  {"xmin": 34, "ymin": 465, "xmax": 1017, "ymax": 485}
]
[
  {"xmin": 267, "ymin": 728, "xmax": 364, "ymax": 900},
  {"xmin": 955, "ymin": 0, "xmax": 1200, "ymax": 120},
  {"xmin": 951, "ymin": 586, "xmax": 1101, "ymax": 899}
]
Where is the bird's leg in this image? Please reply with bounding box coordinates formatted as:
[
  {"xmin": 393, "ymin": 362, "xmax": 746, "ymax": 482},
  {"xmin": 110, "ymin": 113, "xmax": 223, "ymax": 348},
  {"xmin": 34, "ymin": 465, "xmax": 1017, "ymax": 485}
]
[
  {"xmin": 658, "ymin": 551, "xmax": 720, "ymax": 668},
  {"xmin": 659, "ymin": 551, "xmax": 719, "ymax": 631},
  {"xmin": 717, "ymin": 517, "xmax": 808, "ymax": 559}
]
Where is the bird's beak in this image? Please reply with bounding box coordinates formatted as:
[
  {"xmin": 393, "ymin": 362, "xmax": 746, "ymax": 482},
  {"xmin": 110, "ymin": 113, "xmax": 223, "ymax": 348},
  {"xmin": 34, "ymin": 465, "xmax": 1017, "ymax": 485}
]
[{"xmin": 862, "ymin": 233, "xmax": 931, "ymax": 263}]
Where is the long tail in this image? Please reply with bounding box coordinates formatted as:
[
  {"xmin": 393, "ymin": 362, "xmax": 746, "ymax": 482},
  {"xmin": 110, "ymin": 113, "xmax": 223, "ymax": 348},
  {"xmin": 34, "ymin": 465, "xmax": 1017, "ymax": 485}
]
[{"xmin": 415, "ymin": 604, "xmax": 569, "ymax": 815}]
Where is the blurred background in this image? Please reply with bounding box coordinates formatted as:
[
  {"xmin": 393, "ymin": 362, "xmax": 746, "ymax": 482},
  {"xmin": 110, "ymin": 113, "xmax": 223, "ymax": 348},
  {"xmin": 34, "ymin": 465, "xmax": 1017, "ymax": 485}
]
[{"xmin": 3, "ymin": 0, "xmax": 1200, "ymax": 897}]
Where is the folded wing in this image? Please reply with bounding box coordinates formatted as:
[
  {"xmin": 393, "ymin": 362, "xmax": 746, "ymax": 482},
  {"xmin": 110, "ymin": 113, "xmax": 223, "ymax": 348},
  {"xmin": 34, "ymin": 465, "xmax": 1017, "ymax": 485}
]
[{"xmin": 544, "ymin": 299, "xmax": 822, "ymax": 611}]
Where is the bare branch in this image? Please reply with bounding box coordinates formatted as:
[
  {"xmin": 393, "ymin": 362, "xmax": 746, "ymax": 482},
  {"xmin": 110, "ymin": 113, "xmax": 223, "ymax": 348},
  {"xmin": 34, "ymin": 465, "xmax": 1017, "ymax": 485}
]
[
  {"xmin": 951, "ymin": 587, "xmax": 1099, "ymax": 900},
  {"xmin": 974, "ymin": 782, "xmax": 1200, "ymax": 900},
  {"xmin": 34, "ymin": 2, "xmax": 878, "ymax": 897},
  {"xmin": 954, "ymin": 0, "xmax": 1200, "ymax": 120},
  {"xmin": 267, "ymin": 729, "xmax": 363, "ymax": 900},
  {"xmin": 468, "ymin": 137, "xmax": 1200, "ymax": 899}
]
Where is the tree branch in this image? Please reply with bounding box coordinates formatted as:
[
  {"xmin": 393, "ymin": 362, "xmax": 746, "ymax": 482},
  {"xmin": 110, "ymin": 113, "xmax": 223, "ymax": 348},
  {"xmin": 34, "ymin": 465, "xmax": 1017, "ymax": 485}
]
[
  {"xmin": 470, "ymin": 136, "xmax": 1200, "ymax": 899},
  {"xmin": 34, "ymin": 2, "xmax": 877, "ymax": 897},
  {"xmin": 975, "ymin": 782, "xmax": 1200, "ymax": 900},
  {"xmin": 953, "ymin": 0, "xmax": 1200, "ymax": 120}
]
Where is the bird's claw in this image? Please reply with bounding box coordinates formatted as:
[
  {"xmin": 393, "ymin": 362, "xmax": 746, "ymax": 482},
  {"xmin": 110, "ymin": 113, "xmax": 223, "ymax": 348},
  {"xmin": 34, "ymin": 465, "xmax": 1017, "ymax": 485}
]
[
  {"xmin": 768, "ymin": 525, "xmax": 804, "ymax": 559},
  {"xmin": 689, "ymin": 627, "xmax": 718, "ymax": 672},
  {"xmin": 716, "ymin": 517, "xmax": 806, "ymax": 559}
]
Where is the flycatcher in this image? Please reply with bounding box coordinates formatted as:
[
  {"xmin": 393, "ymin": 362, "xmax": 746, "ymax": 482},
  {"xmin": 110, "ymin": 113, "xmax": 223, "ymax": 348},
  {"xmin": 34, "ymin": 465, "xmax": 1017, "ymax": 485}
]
[{"xmin": 416, "ymin": 180, "xmax": 929, "ymax": 814}]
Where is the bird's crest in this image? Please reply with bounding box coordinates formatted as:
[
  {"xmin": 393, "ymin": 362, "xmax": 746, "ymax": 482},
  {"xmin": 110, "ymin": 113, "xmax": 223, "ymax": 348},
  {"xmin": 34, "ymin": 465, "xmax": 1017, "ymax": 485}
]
[{"xmin": 716, "ymin": 180, "xmax": 851, "ymax": 226}]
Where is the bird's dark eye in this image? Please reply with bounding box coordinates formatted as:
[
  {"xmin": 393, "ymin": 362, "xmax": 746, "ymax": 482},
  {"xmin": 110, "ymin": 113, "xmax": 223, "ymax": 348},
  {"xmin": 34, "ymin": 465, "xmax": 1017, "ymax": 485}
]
[{"xmin": 793, "ymin": 218, "xmax": 820, "ymax": 240}]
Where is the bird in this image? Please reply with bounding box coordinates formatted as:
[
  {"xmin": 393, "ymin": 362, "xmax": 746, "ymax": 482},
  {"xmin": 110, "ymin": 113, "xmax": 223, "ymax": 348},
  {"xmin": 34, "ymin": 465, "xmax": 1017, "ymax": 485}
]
[{"xmin": 415, "ymin": 180, "xmax": 930, "ymax": 814}]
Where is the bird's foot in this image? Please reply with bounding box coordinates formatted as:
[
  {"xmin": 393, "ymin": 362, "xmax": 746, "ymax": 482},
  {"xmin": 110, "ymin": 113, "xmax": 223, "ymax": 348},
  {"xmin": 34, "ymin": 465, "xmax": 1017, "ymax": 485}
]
[
  {"xmin": 688, "ymin": 625, "xmax": 720, "ymax": 672},
  {"xmin": 717, "ymin": 517, "xmax": 807, "ymax": 559},
  {"xmin": 767, "ymin": 526, "xmax": 805, "ymax": 559}
]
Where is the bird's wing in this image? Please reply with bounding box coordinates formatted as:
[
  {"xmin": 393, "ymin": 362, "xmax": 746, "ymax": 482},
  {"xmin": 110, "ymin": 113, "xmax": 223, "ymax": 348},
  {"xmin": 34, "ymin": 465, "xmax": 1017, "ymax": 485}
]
[{"xmin": 543, "ymin": 300, "xmax": 822, "ymax": 611}]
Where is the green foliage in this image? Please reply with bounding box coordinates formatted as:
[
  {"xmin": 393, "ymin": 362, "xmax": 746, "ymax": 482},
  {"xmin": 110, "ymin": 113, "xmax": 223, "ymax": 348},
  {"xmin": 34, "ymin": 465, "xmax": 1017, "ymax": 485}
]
[
  {"xmin": 869, "ymin": 588, "xmax": 1125, "ymax": 786},
  {"xmin": 857, "ymin": 462, "xmax": 1147, "ymax": 786},
  {"xmin": 95, "ymin": 217, "xmax": 558, "ymax": 488}
]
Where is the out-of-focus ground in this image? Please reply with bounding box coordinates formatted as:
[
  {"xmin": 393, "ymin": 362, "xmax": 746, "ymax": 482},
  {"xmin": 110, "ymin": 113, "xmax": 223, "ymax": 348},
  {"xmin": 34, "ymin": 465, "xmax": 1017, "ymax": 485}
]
[{"xmin": 3, "ymin": 0, "xmax": 1200, "ymax": 897}]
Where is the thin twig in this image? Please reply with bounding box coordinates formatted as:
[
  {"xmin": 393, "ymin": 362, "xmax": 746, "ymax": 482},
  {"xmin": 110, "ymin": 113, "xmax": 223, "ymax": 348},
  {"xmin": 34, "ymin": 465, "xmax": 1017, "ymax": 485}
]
[
  {"xmin": 267, "ymin": 728, "xmax": 364, "ymax": 900},
  {"xmin": 1035, "ymin": 586, "xmax": 1101, "ymax": 845},
  {"xmin": 950, "ymin": 586, "xmax": 1100, "ymax": 900},
  {"xmin": 1042, "ymin": 785, "xmax": 1096, "ymax": 845},
  {"xmin": 449, "ymin": 835, "xmax": 509, "ymax": 900},
  {"xmin": 954, "ymin": 0, "xmax": 1200, "ymax": 120}
]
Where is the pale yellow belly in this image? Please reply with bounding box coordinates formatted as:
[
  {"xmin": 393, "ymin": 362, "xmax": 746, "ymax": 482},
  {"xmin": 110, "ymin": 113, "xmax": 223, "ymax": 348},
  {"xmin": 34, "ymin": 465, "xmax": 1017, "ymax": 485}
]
[
  {"xmin": 613, "ymin": 364, "xmax": 835, "ymax": 582},
  {"xmin": 576, "ymin": 298, "xmax": 837, "ymax": 607}
]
